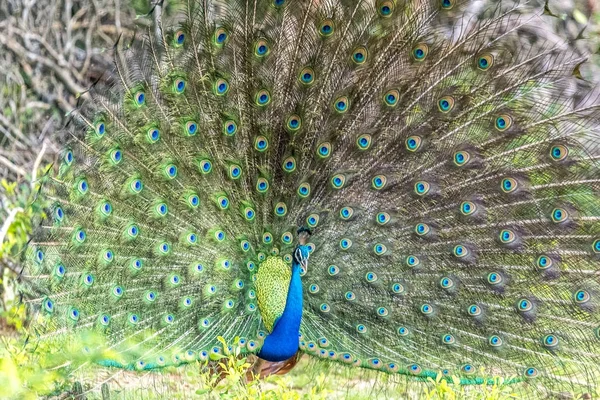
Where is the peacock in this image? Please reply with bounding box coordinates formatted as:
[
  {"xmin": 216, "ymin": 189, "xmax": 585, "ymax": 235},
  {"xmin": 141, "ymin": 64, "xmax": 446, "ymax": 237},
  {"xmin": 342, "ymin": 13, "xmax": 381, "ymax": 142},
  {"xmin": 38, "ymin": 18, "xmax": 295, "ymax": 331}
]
[{"xmin": 20, "ymin": 0, "xmax": 600, "ymax": 396}]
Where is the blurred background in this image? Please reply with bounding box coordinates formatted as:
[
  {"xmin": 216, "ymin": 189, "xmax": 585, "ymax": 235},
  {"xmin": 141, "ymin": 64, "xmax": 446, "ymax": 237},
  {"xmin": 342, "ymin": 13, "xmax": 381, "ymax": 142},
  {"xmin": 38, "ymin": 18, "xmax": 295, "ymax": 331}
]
[{"xmin": 0, "ymin": 0, "xmax": 598, "ymax": 398}]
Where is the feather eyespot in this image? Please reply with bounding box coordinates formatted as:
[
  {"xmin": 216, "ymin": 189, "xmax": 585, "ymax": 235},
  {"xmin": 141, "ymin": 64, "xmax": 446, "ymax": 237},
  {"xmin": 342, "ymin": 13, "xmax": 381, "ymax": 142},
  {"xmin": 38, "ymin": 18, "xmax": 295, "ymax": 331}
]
[
  {"xmin": 574, "ymin": 290, "xmax": 590, "ymax": 304},
  {"xmin": 376, "ymin": 212, "xmax": 390, "ymax": 225},
  {"xmin": 317, "ymin": 142, "xmax": 332, "ymax": 158},
  {"xmin": 223, "ymin": 120, "xmax": 237, "ymax": 136},
  {"xmin": 406, "ymin": 255, "xmax": 420, "ymax": 267},
  {"xmin": 254, "ymin": 39, "xmax": 270, "ymax": 57},
  {"xmin": 440, "ymin": 277, "xmax": 454, "ymax": 289},
  {"xmin": 199, "ymin": 159, "xmax": 212, "ymax": 174},
  {"xmin": 299, "ymin": 67, "xmax": 315, "ymax": 85},
  {"xmin": 64, "ymin": 149, "xmax": 74, "ymax": 166},
  {"xmin": 217, "ymin": 195, "xmax": 229, "ymax": 210},
  {"xmin": 549, "ymin": 144, "xmax": 568, "ymax": 161},
  {"xmin": 551, "ymin": 207, "xmax": 568, "ymax": 223},
  {"xmin": 173, "ymin": 78, "xmax": 186, "ymax": 94},
  {"xmin": 543, "ymin": 334, "xmax": 559, "ymax": 348},
  {"xmin": 185, "ymin": 121, "xmax": 198, "ymax": 136},
  {"xmin": 415, "ymin": 223, "xmax": 430, "ymax": 236},
  {"xmin": 501, "ymin": 177, "xmax": 518, "ymax": 193},
  {"xmin": 340, "ymin": 206, "xmax": 354, "ymax": 220},
  {"xmin": 524, "ymin": 367, "xmax": 538, "ymax": 378},
  {"xmin": 134, "ymin": 91, "xmax": 146, "ymax": 106},
  {"xmin": 95, "ymin": 121, "xmax": 106, "ymax": 137},
  {"xmin": 351, "ymin": 46, "xmax": 368, "ymax": 64},
  {"xmin": 453, "ymin": 245, "xmax": 468, "ymax": 258},
  {"xmin": 460, "ymin": 201, "xmax": 476, "ymax": 216},
  {"xmin": 477, "ymin": 54, "xmax": 494, "ymax": 71},
  {"xmin": 174, "ymin": 30, "xmax": 185, "ymax": 46},
  {"xmin": 286, "ymin": 115, "xmax": 302, "ymax": 131},
  {"xmin": 282, "ymin": 156, "xmax": 296, "ymax": 173},
  {"xmin": 254, "ymin": 136, "xmax": 268, "ymax": 151},
  {"xmin": 306, "ymin": 213, "xmax": 319, "ymax": 227},
  {"xmin": 495, "ymin": 114, "xmax": 513, "ymax": 131},
  {"xmin": 319, "ymin": 19, "xmax": 335, "ymax": 37},
  {"xmin": 99, "ymin": 201, "xmax": 112, "ymax": 217},
  {"xmin": 437, "ymin": 96, "xmax": 455, "ymax": 113},
  {"xmin": 256, "ymin": 177, "xmax": 269, "ymax": 192},
  {"xmin": 255, "ymin": 89, "xmax": 271, "ymax": 106},
  {"xmin": 405, "ymin": 135, "xmax": 422, "ymax": 152},
  {"xmin": 297, "ymin": 182, "xmax": 310, "ymax": 198},
  {"xmin": 274, "ymin": 202, "xmax": 287, "ymax": 217},
  {"xmin": 377, "ymin": 0, "xmax": 394, "ymax": 16},
  {"xmin": 214, "ymin": 79, "xmax": 229, "ymax": 96},
  {"xmin": 187, "ymin": 193, "xmax": 200, "ymax": 208},
  {"xmin": 441, "ymin": 0, "xmax": 454, "ymax": 9},
  {"xmin": 373, "ymin": 243, "xmax": 387, "ymax": 255},
  {"xmin": 214, "ymin": 28, "xmax": 228, "ymax": 46},
  {"xmin": 453, "ymin": 150, "xmax": 470, "ymax": 166},
  {"xmin": 356, "ymin": 134, "xmax": 372, "ymax": 150},
  {"xmin": 331, "ymin": 174, "xmax": 346, "ymax": 189},
  {"xmin": 420, "ymin": 303, "xmax": 434, "ymax": 315},
  {"xmin": 164, "ymin": 163, "xmax": 177, "ymax": 179},
  {"xmin": 442, "ymin": 334, "xmax": 455, "ymax": 345},
  {"xmin": 499, "ymin": 229, "xmax": 516, "ymax": 244},
  {"xmin": 414, "ymin": 181, "xmax": 430, "ymax": 195},
  {"xmin": 339, "ymin": 238, "xmax": 352, "ymax": 250},
  {"xmin": 412, "ymin": 43, "xmax": 429, "ymax": 61},
  {"xmin": 228, "ymin": 164, "xmax": 242, "ymax": 180},
  {"xmin": 147, "ymin": 127, "xmax": 160, "ymax": 143},
  {"xmin": 372, "ymin": 175, "xmax": 387, "ymax": 190},
  {"xmin": 333, "ymin": 96, "xmax": 349, "ymax": 113},
  {"xmin": 383, "ymin": 89, "xmax": 399, "ymax": 107}
]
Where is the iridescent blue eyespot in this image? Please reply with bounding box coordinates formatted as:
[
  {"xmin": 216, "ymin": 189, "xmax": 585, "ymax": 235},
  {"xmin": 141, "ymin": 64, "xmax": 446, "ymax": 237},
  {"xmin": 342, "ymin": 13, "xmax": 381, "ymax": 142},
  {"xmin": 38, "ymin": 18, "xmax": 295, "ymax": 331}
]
[
  {"xmin": 355, "ymin": 324, "xmax": 367, "ymax": 334},
  {"xmin": 383, "ymin": 89, "xmax": 399, "ymax": 107},
  {"xmin": 477, "ymin": 54, "xmax": 494, "ymax": 71},
  {"xmin": 499, "ymin": 229, "xmax": 516, "ymax": 244},
  {"xmin": 551, "ymin": 207, "xmax": 568, "ymax": 223},
  {"xmin": 331, "ymin": 174, "xmax": 346, "ymax": 189},
  {"xmin": 299, "ymin": 67, "xmax": 314, "ymax": 85},
  {"xmin": 517, "ymin": 299, "xmax": 533, "ymax": 312},
  {"xmin": 317, "ymin": 142, "xmax": 331, "ymax": 158},
  {"xmin": 95, "ymin": 122, "xmax": 105, "ymax": 137},
  {"xmin": 297, "ymin": 183, "xmax": 310, "ymax": 198},
  {"xmin": 340, "ymin": 238, "xmax": 352, "ymax": 250},
  {"xmin": 214, "ymin": 78, "xmax": 229, "ymax": 96},
  {"xmin": 356, "ymin": 134, "xmax": 372, "ymax": 150},
  {"xmin": 487, "ymin": 272, "xmax": 502, "ymax": 285},
  {"xmin": 524, "ymin": 367, "xmax": 538, "ymax": 378},
  {"xmin": 574, "ymin": 290, "xmax": 590, "ymax": 304},
  {"xmin": 495, "ymin": 114, "xmax": 512, "ymax": 131},
  {"xmin": 352, "ymin": 46, "xmax": 368, "ymax": 64},
  {"xmin": 345, "ymin": 291, "xmax": 356, "ymax": 301},
  {"xmin": 391, "ymin": 283, "xmax": 405, "ymax": 294},
  {"xmin": 282, "ymin": 157, "xmax": 296, "ymax": 173},
  {"xmin": 340, "ymin": 206, "xmax": 354, "ymax": 220},
  {"xmin": 398, "ymin": 327, "xmax": 409, "ymax": 336},
  {"xmin": 214, "ymin": 28, "xmax": 228, "ymax": 45},
  {"xmin": 147, "ymin": 127, "xmax": 160, "ymax": 143},
  {"xmin": 438, "ymin": 96, "xmax": 454, "ymax": 113},
  {"xmin": 173, "ymin": 78, "xmax": 186, "ymax": 94},
  {"xmin": 376, "ymin": 212, "xmax": 390, "ymax": 225},
  {"xmin": 185, "ymin": 121, "xmax": 197, "ymax": 136},
  {"xmin": 372, "ymin": 175, "xmax": 386, "ymax": 190},
  {"xmin": 543, "ymin": 334, "xmax": 558, "ymax": 348},
  {"xmin": 441, "ymin": 0, "xmax": 454, "ymax": 9},
  {"xmin": 420, "ymin": 303, "xmax": 433, "ymax": 315},
  {"xmin": 442, "ymin": 334, "xmax": 455, "ymax": 345},
  {"xmin": 415, "ymin": 223, "xmax": 430, "ymax": 236},
  {"xmin": 334, "ymin": 96, "xmax": 349, "ymax": 113},
  {"xmin": 405, "ymin": 135, "xmax": 422, "ymax": 152},
  {"xmin": 550, "ymin": 144, "xmax": 568, "ymax": 161},
  {"xmin": 365, "ymin": 272, "xmax": 377, "ymax": 283},
  {"xmin": 460, "ymin": 201, "xmax": 476, "ymax": 215},
  {"xmin": 412, "ymin": 43, "xmax": 429, "ymax": 61},
  {"xmin": 377, "ymin": 1, "xmax": 394, "ymax": 17},
  {"xmin": 414, "ymin": 181, "xmax": 430, "ymax": 195},
  {"xmin": 489, "ymin": 335, "xmax": 503, "ymax": 347},
  {"xmin": 319, "ymin": 19, "xmax": 335, "ymax": 37},
  {"xmin": 254, "ymin": 39, "xmax": 270, "ymax": 57},
  {"xmin": 309, "ymin": 284, "xmax": 319, "ymax": 294},
  {"xmin": 320, "ymin": 303, "xmax": 331, "ymax": 313},
  {"xmin": 175, "ymin": 31, "xmax": 185, "ymax": 46},
  {"xmin": 374, "ymin": 244, "xmax": 386, "ymax": 255},
  {"xmin": 440, "ymin": 277, "xmax": 454, "ymax": 289},
  {"xmin": 255, "ymin": 89, "xmax": 271, "ymax": 106}
]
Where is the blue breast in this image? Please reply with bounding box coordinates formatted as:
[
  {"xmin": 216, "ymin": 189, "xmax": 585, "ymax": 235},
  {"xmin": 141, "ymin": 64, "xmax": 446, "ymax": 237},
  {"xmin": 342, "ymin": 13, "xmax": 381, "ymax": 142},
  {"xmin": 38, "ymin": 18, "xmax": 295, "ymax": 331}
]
[{"xmin": 257, "ymin": 250, "xmax": 304, "ymax": 362}]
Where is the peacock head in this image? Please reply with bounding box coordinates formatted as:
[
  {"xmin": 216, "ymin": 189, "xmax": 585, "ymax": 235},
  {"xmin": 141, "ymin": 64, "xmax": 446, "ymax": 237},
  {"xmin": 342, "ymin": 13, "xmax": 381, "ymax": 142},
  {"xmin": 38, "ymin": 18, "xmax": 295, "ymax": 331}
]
[{"xmin": 294, "ymin": 227, "xmax": 312, "ymax": 272}]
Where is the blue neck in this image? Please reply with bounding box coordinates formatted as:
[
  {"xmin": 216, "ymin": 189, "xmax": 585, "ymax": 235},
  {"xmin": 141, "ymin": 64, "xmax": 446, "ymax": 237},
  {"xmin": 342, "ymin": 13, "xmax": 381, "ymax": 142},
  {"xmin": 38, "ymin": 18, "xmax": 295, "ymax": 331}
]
[{"xmin": 257, "ymin": 260, "xmax": 303, "ymax": 362}]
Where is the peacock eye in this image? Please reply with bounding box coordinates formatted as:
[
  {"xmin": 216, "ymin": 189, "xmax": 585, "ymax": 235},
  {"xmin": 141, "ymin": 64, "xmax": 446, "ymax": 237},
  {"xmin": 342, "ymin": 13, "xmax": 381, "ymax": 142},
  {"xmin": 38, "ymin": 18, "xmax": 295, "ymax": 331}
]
[
  {"xmin": 254, "ymin": 135, "xmax": 268, "ymax": 151},
  {"xmin": 274, "ymin": 202, "xmax": 288, "ymax": 217},
  {"xmin": 377, "ymin": 0, "xmax": 394, "ymax": 17},
  {"xmin": 174, "ymin": 30, "xmax": 185, "ymax": 46},
  {"xmin": 214, "ymin": 79, "xmax": 229, "ymax": 96},
  {"xmin": 412, "ymin": 43, "xmax": 429, "ymax": 61},
  {"xmin": 351, "ymin": 46, "xmax": 368, "ymax": 64},
  {"xmin": 286, "ymin": 114, "xmax": 302, "ymax": 131},
  {"xmin": 441, "ymin": 0, "xmax": 454, "ymax": 9},
  {"xmin": 214, "ymin": 27, "xmax": 229, "ymax": 46},
  {"xmin": 495, "ymin": 114, "xmax": 513, "ymax": 131},
  {"xmin": 383, "ymin": 89, "xmax": 399, "ymax": 107},
  {"xmin": 477, "ymin": 54, "xmax": 494, "ymax": 71},
  {"xmin": 299, "ymin": 67, "xmax": 315, "ymax": 85},
  {"xmin": 317, "ymin": 142, "xmax": 332, "ymax": 158},
  {"xmin": 173, "ymin": 78, "xmax": 186, "ymax": 94},
  {"xmin": 254, "ymin": 39, "xmax": 270, "ymax": 57},
  {"xmin": 333, "ymin": 96, "xmax": 349, "ymax": 113},
  {"xmin": 453, "ymin": 150, "xmax": 470, "ymax": 166},
  {"xmin": 306, "ymin": 213, "xmax": 319, "ymax": 227},
  {"xmin": 185, "ymin": 121, "xmax": 198, "ymax": 136},
  {"xmin": 549, "ymin": 144, "xmax": 568, "ymax": 161},
  {"xmin": 255, "ymin": 89, "xmax": 271, "ymax": 106},
  {"xmin": 356, "ymin": 134, "xmax": 372, "ymax": 150},
  {"xmin": 331, "ymin": 174, "xmax": 346, "ymax": 189},
  {"xmin": 405, "ymin": 135, "xmax": 422, "ymax": 152},
  {"xmin": 437, "ymin": 96, "xmax": 455, "ymax": 113},
  {"xmin": 319, "ymin": 19, "xmax": 335, "ymax": 37},
  {"xmin": 134, "ymin": 91, "xmax": 146, "ymax": 106}
]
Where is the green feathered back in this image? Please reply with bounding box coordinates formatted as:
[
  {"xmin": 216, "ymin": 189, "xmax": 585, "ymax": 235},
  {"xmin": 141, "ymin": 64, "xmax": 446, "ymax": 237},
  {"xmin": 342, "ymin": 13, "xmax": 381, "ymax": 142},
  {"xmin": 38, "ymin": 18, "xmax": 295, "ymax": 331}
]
[{"xmin": 22, "ymin": 0, "xmax": 600, "ymax": 394}]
